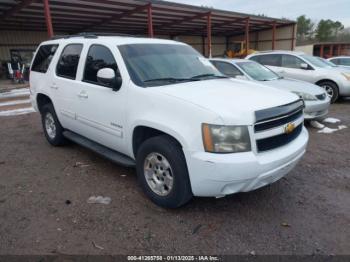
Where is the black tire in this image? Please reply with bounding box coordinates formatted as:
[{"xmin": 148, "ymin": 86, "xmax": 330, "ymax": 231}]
[
  {"xmin": 317, "ymin": 81, "xmax": 339, "ymax": 103},
  {"xmin": 136, "ymin": 135, "xmax": 193, "ymax": 208},
  {"xmin": 41, "ymin": 103, "xmax": 67, "ymax": 146}
]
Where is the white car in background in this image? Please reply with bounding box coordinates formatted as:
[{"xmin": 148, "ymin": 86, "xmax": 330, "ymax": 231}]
[
  {"xmin": 246, "ymin": 51, "xmax": 350, "ymax": 103},
  {"xmin": 210, "ymin": 58, "xmax": 330, "ymax": 120},
  {"xmin": 327, "ymin": 56, "xmax": 350, "ymax": 69}
]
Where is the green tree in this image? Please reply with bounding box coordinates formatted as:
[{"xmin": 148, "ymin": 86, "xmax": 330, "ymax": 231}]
[
  {"xmin": 315, "ymin": 19, "xmax": 344, "ymax": 41},
  {"xmin": 296, "ymin": 15, "xmax": 314, "ymax": 41}
]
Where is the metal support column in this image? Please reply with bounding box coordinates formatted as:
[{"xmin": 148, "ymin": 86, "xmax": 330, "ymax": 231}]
[{"xmin": 43, "ymin": 0, "xmax": 53, "ymax": 38}]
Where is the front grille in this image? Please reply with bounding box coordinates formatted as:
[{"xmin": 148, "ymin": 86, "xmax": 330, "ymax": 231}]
[
  {"xmin": 316, "ymin": 93, "xmax": 327, "ymax": 100},
  {"xmin": 256, "ymin": 124, "xmax": 302, "ymax": 152},
  {"xmin": 254, "ymin": 100, "xmax": 304, "ymax": 152}
]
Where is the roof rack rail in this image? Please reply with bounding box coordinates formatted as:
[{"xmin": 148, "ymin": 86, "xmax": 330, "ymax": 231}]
[{"xmin": 50, "ymin": 32, "xmax": 137, "ymax": 40}]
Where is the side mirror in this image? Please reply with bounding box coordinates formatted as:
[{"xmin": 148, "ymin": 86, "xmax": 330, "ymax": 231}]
[
  {"xmin": 97, "ymin": 68, "xmax": 122, "ymax": 91},
  {"xmin": 300, "ymin": 63, "xmax": 309, "ymax": 70}
]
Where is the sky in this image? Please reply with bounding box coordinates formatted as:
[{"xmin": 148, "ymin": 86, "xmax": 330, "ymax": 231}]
[{"xmin": 167, "ymin": 0, "xmax": 350, "ymax": 27}]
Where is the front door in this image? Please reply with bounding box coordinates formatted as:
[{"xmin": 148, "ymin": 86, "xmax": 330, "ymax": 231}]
[{"xmin": 73, "ymin": 44, "xmax": 127, "ymax": 153}]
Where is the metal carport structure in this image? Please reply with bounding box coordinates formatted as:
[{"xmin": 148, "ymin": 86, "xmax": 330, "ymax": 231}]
[{"xmin": 0, "ymin": 0, "xmax": 296, "ymax": 58}]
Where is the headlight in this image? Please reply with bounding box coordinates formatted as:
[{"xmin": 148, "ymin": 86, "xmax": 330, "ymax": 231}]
[
  {"xmin": 202, "ymin": 124, "xmax": 251, "ymax": 153},
  {"xmin": 341, "ymin": 72, "xmax": 350, "ymax": 81},
  {"xmin": 292, "ymin": 91, "xmax": 317, "ymax": 101}
]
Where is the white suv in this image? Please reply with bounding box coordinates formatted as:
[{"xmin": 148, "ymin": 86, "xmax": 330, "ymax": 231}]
[
  {"xmin": 247, "ymin": 51, "xmax": 350, "ymax": 102},
  {"xmin": 30, "ymin": 34, "xmax": 308, "ymax": 208}
]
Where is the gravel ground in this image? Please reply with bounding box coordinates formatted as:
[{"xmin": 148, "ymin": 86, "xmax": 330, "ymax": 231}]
[{"xmin": 0, "ymin": 100, "xmax": 349, "ymax": 255}]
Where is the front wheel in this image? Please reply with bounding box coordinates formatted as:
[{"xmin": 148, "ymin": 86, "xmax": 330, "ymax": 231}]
[
  {"xmin": 318, "ymin": 81, "xmax": 339, "ymax": 103},
  {"xmin": 136, "ymin": 135, "xmax": 193, "ymax": 208}
]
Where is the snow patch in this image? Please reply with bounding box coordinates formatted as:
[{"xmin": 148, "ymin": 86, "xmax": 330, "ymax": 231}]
[
  {"xmin": 317, "ymin": 127, "xmax": 338, "ymax": 134},
  {"xmin": 0, "ymin": 99, "xmax": 31, "ymax": 107},
  {"xmin": 87, "ymin": 196, "xmax": 111, "ymax": 205},
  {"xmin": 310, "ymin": 121, "xmax": 325, "ymax": 129},
  {"xmin": 0, "ymin": 88, "xmax": 30, "ymax": 98},
  {"xmin": 0, "ymin": 107, "xmax": 35, "ymax": 116},
  {"xmin": 338, "ymin": 125, "xmax": 348, "ymax": 130},
  {"xmin": 322, "ymin": 117, "xmax": 341, "ymax": 124}
]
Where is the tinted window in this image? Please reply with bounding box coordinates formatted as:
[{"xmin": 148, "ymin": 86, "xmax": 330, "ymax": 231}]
[
  {"xmin": 281, "ymin": 55, "xmax": 304, "ymax": 69},
  {"xmin": 56, "ymin": 44, "xmax": 83, "ymax": 79},
  {"xmin": 256, "ymin": 54, "xmax": 281, "ymax": 67},
  {"xmin": 31, "ymin": 44, "xmax": 58, "ymax": 73},
  {"xmin": 340, "ymin": 58, "xmax": 350, "ymax": 66},
  {"xmin": 83, "ymin": 45, "xmax": 119, "ymax": 84},
  {"xmin": 330, "ymin": 58, "xmax": 340, "ymax": 65},
  {"xmin": 236, "ymin": 61, "xmax": 279, "ymax": 81},
  {"xmin": 212, "ymin": 61, "xmax": 243, "ymax": 77}
]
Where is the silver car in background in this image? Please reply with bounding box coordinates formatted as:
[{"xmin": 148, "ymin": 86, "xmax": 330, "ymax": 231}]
[
  {"xmin": 210, "ymin": 58, "xmax": 331, "ymax": 120},
  {"xmin": 327, "ymin": 56, "xmax": 350, "ymax": 69},
  {"xmin": 246, "ymin": 51, "xmax": 350, "ymax": 103}
]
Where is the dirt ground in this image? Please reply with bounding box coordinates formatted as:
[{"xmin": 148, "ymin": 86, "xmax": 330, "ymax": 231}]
[{"xmin": 0, "ymin": 100, "xmax": 349, "ymax": 256}]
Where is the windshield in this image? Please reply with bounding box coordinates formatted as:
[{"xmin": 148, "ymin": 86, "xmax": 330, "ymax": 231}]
[
  {"xmin": 236, "ymin": 61, "xmax": 280, "ymax": 81},
  {"xmin": 300, "ymin": 55, "xmax": 331, "ymax": 68},
  {"xmin": 118, "ymin": 43, "xmax": 225, "ymax": 87},
  {"xmin": 318, "ymin": 57, "xmax": 337, "ymax": 67}
]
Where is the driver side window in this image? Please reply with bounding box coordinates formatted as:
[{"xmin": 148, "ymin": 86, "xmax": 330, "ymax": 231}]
[
  {"xmin": 282, "ymin": 55, "xmax": 305, "ymax": 69},
  {"xmin": 83, "ymin": 45, "xmax": 120, "ymax": 85}
]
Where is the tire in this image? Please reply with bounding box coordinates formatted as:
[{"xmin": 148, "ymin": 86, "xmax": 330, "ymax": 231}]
[
  {"xmin": 136, "ymin": 135, "xmax": 193, "ymax": 208},
  {"xmin": 41, "ymin": 103, "xmax": 67, "ymax": 146},
  {"xmin": 317, "ymin": 81, "xmax": 339, "ymax": 103}
]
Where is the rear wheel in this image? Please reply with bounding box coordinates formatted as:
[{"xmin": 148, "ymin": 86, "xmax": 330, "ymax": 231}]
[
  {"xmin": 41, "ymin": 103, "xmax": 67, "ymax": 146},
  {"xmin": 317, "ymin": 81, "xmax": 339, "ymax": 103},
  {"xmin": 136, "ymin": 135, "xmax": 192, "ymax": 208}
]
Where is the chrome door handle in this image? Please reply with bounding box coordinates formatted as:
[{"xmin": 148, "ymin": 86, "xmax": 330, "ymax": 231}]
[
  {"xmin": 78, "ymin": 92, "xmax": 88, "ymax": 99},
  {"xmin": 51, "ymin": 84, "xmax": 58, "ymax": 89}
]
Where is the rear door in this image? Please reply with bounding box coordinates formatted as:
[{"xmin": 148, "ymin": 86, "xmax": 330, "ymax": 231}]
[{"xmin": 53, "ymin": 43, "xmax": 84, "ymax": 131}]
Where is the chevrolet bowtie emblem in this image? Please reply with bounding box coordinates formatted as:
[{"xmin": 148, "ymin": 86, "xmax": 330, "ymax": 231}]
[{"xmin": 284, "ymin": 123, "xmax": 295, "ymax": 134}]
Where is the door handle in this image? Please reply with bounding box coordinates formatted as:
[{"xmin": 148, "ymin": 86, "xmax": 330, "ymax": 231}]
[{"xmin": 78, "ymin": 91, "xmax": 88, "ymax": 99}]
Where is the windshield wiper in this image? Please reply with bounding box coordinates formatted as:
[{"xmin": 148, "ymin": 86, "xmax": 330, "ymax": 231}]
[
  {"xmin": 190, "ymin": 73, "xmax": 227, "ymax": 79},
  {"xmin": 144, "ymin": 77, "xmax": 195, "ymax": 83}
]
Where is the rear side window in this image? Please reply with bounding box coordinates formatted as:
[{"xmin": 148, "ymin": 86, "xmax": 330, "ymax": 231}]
[
  {"xmin": 212, "ymin": 61, "xmax": 243, "ymax": 78},
  {"xmin": 83, "ymin": 45, "xmax": 119, "ymax": 85},
  {"xmin": 31, "ymin": 44, "xmax": 58, "ymax": 73},
  {"xmin": 340, "ymin": 58, "xmax": 350, "ymax": 66},
  {"xmin": 56, "ymin": 44, "xmax": 83, "ymax": 79},
  {"xmin": 330, "ymin": 58, "xmax": 340, "ymax": 65},
  {"xmin": 257, "ymin": 54, "xmax": 281, "ymax": 67}
]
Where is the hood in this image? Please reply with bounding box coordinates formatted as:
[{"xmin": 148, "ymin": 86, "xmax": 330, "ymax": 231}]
[
  {"xmin": 151, "ymin": 78, "xmax": 300, "ymax": 125},
  {"xmin": 262, "ymin": 78, "xmax": 325, "ymax": 95}
]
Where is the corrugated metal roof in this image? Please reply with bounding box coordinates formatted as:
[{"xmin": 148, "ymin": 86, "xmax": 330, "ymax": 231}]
[{"xmin": 0, "ymin": 0, "xmax": 295, "ymax": 36}]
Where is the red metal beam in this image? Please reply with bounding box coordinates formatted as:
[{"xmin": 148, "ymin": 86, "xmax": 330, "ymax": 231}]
[
  {"xmin": 272, "ymin": 21, "xmax": 276, "ymax": 50},
  {"xmin": 0, "ymin": 0, "xmax": 36, "ymax": 21},
  {"xmin": 320, "ymin": 45, "xmax": 324, "ymax": 58},
  {"xmin": 207, "ymin": 12, "xmax": 212, "ymax": 58},
  {"xmin": 245, "ymin": 17, "xmax": 250, "ymax": 55},
  {"xmin": 329, "ymin": 44, "xmax": 333, "ymax": 57},
  {"xmin": 147, "ymin": 4, "xmax": 154, "ymax": 37},
  {"xmin": 43, "ymin": 0, "xmax": 54, "ymax": 38}
]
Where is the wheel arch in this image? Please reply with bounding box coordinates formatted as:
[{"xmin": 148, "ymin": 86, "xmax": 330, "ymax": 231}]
[
  {"xmin": 132, "ymin": 125, "xmax": 186, "ymax": 158},
  {"xmin": 36, "ymin": 93, "xmax": 53, "ymax": 113}
]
